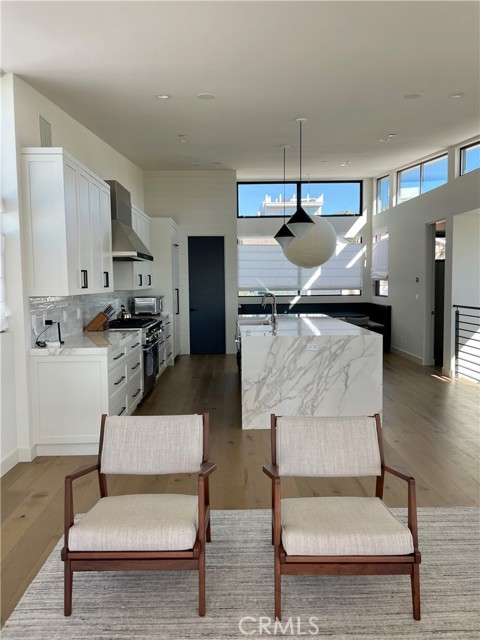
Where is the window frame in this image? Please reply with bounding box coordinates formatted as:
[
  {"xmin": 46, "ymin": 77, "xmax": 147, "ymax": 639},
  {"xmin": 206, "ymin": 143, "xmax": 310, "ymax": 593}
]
[
  {"xmin": 460, "ymin": 141, "xmax": 480, "ymax": 176},
  {"xmin": 237, "ymin": 180, "xmax": 363, "ymax": 219},
  {"xmin": 376, "ymin": 175, "xmax": 390, "ymax": 213},
  {"xmin": 397, "ymin": 153, "xmax": 448, "ymax": 203}
]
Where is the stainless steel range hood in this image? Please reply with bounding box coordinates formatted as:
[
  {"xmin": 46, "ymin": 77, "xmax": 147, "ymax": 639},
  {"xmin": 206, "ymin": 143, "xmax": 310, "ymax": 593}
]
[{"xmin": 106, "ymin": 180, "xmax": 153, "ymax": 261}]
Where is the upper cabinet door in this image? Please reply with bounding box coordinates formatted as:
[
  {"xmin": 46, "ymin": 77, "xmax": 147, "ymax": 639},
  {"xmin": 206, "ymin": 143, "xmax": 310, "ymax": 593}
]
[{"xmin": 21, "ymin": 148, "xmax": 113, "ymax": 297}]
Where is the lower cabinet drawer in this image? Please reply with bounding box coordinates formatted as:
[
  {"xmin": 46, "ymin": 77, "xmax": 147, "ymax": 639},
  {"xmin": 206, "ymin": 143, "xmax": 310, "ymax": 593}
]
[
  {"xmin": 109, "ymin": 393, "xmax": 128, "ymax": 417},
  {"xmin": 126, "ymin": 372, "xmax": 143, "ymax": 414},
  {"xmin": 108, "ymin": 360, "xmax": 128, "ymax": 398}
]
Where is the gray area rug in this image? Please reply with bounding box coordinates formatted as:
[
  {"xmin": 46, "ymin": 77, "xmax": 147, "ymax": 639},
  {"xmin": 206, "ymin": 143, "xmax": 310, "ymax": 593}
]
[{"xmin": 3, "ymin": 508, "xmax": 479, "ymax": 639}]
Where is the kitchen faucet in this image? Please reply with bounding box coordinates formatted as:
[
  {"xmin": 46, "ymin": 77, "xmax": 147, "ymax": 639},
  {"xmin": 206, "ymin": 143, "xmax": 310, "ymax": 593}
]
[{"xmin": 262, "ymin": 291, "xmax": 278, "ymax": 330}]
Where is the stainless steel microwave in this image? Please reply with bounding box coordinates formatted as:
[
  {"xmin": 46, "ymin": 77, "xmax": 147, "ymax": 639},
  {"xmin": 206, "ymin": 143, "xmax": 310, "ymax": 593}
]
[{"xmin": 133, "ymin": 296, "xmax": 163, "ymax": 315}]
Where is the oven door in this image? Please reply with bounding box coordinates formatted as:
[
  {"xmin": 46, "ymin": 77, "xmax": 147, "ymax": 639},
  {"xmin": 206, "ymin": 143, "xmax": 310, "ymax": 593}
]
[{"xmin": 143, "ymin": 339, "xmax": 160, "ymax": 397}]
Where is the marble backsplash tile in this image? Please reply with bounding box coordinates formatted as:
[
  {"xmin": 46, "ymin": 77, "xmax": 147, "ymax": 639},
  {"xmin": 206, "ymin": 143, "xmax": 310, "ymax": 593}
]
[{"xmin": 29, "ymin": 292, "xmax": 133, "ymax": 345}]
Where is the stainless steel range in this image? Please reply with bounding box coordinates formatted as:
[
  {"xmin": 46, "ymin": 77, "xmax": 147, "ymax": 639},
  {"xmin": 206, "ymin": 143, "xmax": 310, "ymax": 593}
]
[{"xmin": 108, "ymin": 315, "xmax": 163, "ymax": 398}]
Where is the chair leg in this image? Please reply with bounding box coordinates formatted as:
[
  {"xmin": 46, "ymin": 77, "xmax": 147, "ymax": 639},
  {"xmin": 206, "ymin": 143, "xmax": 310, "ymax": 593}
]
[
  {"xmin": 199, "ymin": 546, "xmax": 206, "ymax": 617},
  {"xmin": 411, "ymin": 564, "xmax": 421, "ymax": 620},
  {"xmin": 274, "ymin": 547, "xmax": 281, "ymax": 621},
  {"xmin": 64, "ymin": 560, "xmax": 73, "ymax": 616}
]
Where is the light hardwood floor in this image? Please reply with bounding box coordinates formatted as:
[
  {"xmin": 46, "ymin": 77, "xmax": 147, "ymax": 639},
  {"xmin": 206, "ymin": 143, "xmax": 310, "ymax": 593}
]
[{"xmin": 1, "ymin": 353, "xmax": 479, "ymax": 625}]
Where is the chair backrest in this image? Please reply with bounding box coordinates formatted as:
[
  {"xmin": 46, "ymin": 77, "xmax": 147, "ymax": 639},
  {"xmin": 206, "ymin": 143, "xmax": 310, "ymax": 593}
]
[
  {"xmin": 100, "ymin": 414, "xmax": 204, "ymax": 475},
  {"xmin": 275, "ymin": 415, "xmax": 382, "ymax": 477}
]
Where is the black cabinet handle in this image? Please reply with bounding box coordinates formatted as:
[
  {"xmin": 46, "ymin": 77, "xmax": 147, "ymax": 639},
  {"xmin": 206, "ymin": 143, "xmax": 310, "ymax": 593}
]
[
  {"xmin": 160, "ymin": 359, "xmax": 165, "ymax": 365},
  {"xmin": 130, "ymin": 342, "xmax": 140, "ymax": 349},
  {"xmin": 114, "ymin": 375, "xmax": 126, "ymax": 386},
  {"xmin": 167, "ymin": 352, "xmax": 172, "ymax": 358},
  {"xmin": 103, "ymin": 271, "xmax": 109, "ymax": 288},
  {"xmin": 147, "ymin": 275, "xmax": 152, "ymax": 286},
  {"xmin": 190, "ymin": 308, "xmax": 197, "ymax": 312},
  {"xmin": 117, "ymin": 406, "xmax": 126, "ymax": 416},
  {"xmin": 175, "ymin": 288, "xmax": 179, "ymax": 315},
  {"xmin": 131, "ymin": 362, "xmax": 141, "ymax": 370},
  {"xmin": 132, "ymin": 389, "xmax": 141, "ymax": 398},
  {"xmin": 139, "ymin": 274, "xmax": 143, "ymax": 287},
  {"xmin": 81, "ymin": 270, "xmax": 88, "ymax": 289},
  {"xmin": 113, "ymin": 352, "xmax": 125, "ymax": 361}
]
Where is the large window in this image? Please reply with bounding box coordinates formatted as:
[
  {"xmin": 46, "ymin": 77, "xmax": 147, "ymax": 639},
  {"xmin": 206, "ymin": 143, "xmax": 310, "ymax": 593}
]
[
  {"xmin": 460, "ymin": 142, "xmax": 480, "ymax": 175},
  {"xmin": 238, "ymin": 237, "xmax": 363, "ymax": 296},
  {"xmin": 397, "ymin": 154, "xmax": 448, "ymax": 204},
  {"xmin": 237, "ymin": 181, "xmax": 362, "ymax": 218},
  {"xmin": 376, "ymin": 175, "xmax": 390, "ymax": 213}
]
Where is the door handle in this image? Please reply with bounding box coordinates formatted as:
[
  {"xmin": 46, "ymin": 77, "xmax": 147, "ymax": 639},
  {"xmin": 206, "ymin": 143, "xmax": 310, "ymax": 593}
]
[{"xmin": 190, "ymin": 308, "xmax": 198, "ymax": 312}]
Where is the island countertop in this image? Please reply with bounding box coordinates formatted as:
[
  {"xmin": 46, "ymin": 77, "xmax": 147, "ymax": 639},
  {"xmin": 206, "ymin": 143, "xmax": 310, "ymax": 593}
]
[
  {"xmin": 238, "ymin": 314, "xmax": 382, "ymax": 429},
  {"xmin": 238, "ymin": 314, "xmax": 370, "ymax": 337}
]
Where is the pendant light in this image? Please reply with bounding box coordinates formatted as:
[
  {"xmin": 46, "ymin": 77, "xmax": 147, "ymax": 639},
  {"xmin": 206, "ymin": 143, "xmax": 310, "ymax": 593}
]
[
  {"xmin": 273, "ymin": 144, "xmax": 295, "ymax": 249},
  {"xmin": 286, "ymin": 118, "xmax": 314, "ymax": 238}
]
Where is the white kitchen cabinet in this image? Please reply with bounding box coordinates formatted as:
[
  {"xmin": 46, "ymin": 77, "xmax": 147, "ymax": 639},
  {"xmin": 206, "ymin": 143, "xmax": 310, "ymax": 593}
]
[
  {"xmin": 113, "ymin": 205, "xmax": 153, "ymax": 291},
  {"xmin": 29, "ymin": 331, "xmax": 142, "ymax": 455},
  {"xmin": 150, "ymin": 218, "xmax": 180, "ymax": 360},
  {"xmin": 21, "ymin": 147, "xmax": 113, "ymax": 296}
]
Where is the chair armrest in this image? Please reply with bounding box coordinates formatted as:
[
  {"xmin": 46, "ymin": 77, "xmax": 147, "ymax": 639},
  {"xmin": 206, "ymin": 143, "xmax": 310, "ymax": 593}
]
[
  {"xmin": 263, "ymin": 464, "xmax": 280, "ymax": 480},
  {"xmin": 383, "ymin": 464, "xmax": 419, "ymax": 549},
  {"xmin": 199, "ymin": 461, "xmax": 216, "ymax": 478},
  {"xmin": 383, "ymin": 464, "xmax": 415, "ymax": 483},
  {"xmin": 64, "ymin": 463, "xmax": 100, "ymax": 547},
  {"xmin": 65, "ymin": 463, "xmax": 100, "ymax": 483}
]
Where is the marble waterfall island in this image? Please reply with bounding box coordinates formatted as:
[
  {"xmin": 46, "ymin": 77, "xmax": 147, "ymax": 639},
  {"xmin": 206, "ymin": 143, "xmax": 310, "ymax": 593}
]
[{"xmin": 238, "ymin": 316, "xmax": 382, "ymax": 429}]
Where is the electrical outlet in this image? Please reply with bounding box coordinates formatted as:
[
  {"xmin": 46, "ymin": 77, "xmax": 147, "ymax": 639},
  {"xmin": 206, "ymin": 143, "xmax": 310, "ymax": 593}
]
[
  {"xmin": 45, "ymin": 319, "xmax": 54, "ymax": 326},
  {"xmin": 306, "ymin": 343, "xmax": 318, "ymax": 351},
  {"xmin": 63, "ymin": 310, "xmax": 68, "ymax": 322}
]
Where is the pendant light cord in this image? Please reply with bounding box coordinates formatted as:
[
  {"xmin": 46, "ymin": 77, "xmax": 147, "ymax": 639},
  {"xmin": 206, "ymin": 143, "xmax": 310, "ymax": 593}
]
[
  {"xmin": 283, "ymin": 145, "xmax": 286, "ymax": 221},
  {"xmin": 299, "ymin": 119, "xmax": 302, "ymax": 183}
]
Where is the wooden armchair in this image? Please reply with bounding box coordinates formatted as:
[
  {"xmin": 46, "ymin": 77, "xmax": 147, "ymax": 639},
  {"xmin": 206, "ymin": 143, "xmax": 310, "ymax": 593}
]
[
  {"xmin": 61, "ymin": 412, "xmax": 216, "ymax": 616},
  {"xmin": 263, "ymin": 414, "xmax": 421, "ymax": 620}
]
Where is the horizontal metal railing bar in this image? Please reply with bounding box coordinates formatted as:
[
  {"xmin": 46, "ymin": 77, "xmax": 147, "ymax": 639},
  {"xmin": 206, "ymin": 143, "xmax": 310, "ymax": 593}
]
[
  {"xmin": 458, "ymin": 332, "xmax": 480, "ymax": 341},
  {"xmin": 457, "ymin": 363, "xmax": 480, "ymax": 376},
  {"xmin": 458, "ymin": 340, "xmax": 480, "ymax": 350},
  {"xmin": 457, "ymin": 353, "xmax": 480, "ymax": 365},
  {"xmin": 457, "ymin": 321, "xmax": 480, "ymax": 328},
  {"xmin": 453, "ymin": 305, "xmax": 480, "ymax": 311}
]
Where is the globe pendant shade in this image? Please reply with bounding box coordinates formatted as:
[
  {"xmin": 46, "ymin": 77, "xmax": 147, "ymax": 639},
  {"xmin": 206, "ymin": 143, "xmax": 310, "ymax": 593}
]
[{"xmin": 283, "ymin": 216, "xmax": 337, "ymax": 268}]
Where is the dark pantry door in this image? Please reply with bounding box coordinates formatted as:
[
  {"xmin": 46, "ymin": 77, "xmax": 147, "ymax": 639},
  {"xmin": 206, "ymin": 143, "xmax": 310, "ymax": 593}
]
[{"xmin": 188, "ymin": 236, "xmax": 226, "ymax": 354}]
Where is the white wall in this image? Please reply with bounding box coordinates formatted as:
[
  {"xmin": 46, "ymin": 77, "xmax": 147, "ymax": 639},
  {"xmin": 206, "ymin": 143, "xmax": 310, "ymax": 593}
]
[
  {"xmin": 452, "ymin": 210, "xmax": 480, "ymax": 308},
  {"xmin": 144, "ymin": 170, "xmax": 238, "ymax": 354},
  {"xmin": 372, "ymin": 167, "xmax": 480, "ymax": 369},
  {"xmin": 0, "ymin": 74, "xmax": 145, "ymax": 473}
]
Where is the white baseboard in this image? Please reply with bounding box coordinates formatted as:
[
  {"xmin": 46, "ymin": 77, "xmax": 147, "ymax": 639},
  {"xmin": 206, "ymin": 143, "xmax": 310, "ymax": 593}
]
[
  {"xmin": 1, "ymin": 449, "xmax": 20, "ymax": 476},
  {"xmin": 18, "ymin": 446, "xmax": 37, "ymax": 462},
  {"xmin": 390, "ymin": 346, "xmax": 423, "ymax": 365},
  {"xmin": 35, "ymin": 443, "xmax": 99, "ymax": 456}
]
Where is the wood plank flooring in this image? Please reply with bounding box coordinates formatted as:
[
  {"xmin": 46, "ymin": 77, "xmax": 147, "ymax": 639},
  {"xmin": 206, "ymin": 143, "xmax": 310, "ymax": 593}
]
[{"xmin": 1, "ymin": 353, "xmax": 479, "ymax": 625}]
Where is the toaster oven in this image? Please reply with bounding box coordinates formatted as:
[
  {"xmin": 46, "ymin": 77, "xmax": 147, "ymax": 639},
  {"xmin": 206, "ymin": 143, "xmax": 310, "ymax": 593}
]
[{"xmin": 133, "ymin": 296, "xmax": 163, "ymax": 315}]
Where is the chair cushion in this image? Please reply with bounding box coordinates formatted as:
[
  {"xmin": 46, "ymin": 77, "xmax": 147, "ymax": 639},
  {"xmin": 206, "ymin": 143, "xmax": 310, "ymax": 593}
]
[
  {"xmin": 281, "ymin": 496, "xmax": 414, "ymax": 556},
  {"xmin": 68, "ymin": 494, "xmax": 198, "ymax": 551}
]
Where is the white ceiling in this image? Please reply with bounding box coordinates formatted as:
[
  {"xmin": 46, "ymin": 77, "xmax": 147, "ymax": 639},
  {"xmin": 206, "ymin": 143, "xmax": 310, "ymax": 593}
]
[{"xmin": 2, "ymin": 1, "xmax": 479, "ymax": 180}]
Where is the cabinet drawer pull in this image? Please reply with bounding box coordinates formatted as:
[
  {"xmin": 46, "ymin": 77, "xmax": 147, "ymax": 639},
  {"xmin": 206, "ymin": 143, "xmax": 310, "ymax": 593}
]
[
  {"xmin": 166, "ymin": 334, "xmax": 171, "ymax": 340},
  {"xmin": 114, "ymin": 375, "xmax": 126, "ymax": 386},
  {"xmin": 138, "ymin": 274, "xmax": 143, "ymax": 287},
  {"xmin": 81, "ymin": 269, "xmax": 88, "ymax": 289},
  {"xmin": 117, "ymin": 406, "xmax": 126, "ymax": 416},
  {"xmin": 160, "ymin": 359, "xmax": 165, "ymax": 365},
  {"xmin": 113, "ymin": 352, "xmax": 125, "ymax": 361},
  {"xmin": 132, "ymin": 389, "xmax": 141, "ymax": 398},
  {"xmin": 147, "ymin": 275, "xmax": 152, "ymax": 286},
  {"xmin": 103, "ymin": 271, "xmax": 109, "ymax": 288},
  {"xmin": 167, "ymin": 352, "xmax": 172, "ymax": 358},
  {"xmin": 130, "ymin": 342, "xmax": 140, "ymax": 349},
  {"xmin": 131, "ymin": 362, "xmax": 141, "ymax": 370}
]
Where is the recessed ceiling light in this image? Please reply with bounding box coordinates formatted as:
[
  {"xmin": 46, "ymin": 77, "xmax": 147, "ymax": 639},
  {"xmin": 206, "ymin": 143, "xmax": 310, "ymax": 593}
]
[
  {"xmin": 403, "ymin": 93, "xmax": 423, "ymax": 99},
  {"xmin": 321, "ymin": 160, "xmax": 329, "ymax": 163},
  {"xmin": 197, "ymin": 93, "xmax": 216, "ymax": 100},
  {"xmin": 212, "ymin": 162, "xmax": 222, "ymax": 165},
  {"xmin": 155, "ymin": 94, "xmax": 171, "ymax": 99},
  {"xmin": 449, "ymin": 92, "xmax": 466, "ymax": 99},
  {"xmin": 340, "ymin": 161, "xmax": 351, "ymax": 166},
  {"xmin": 378, "ymin": 139, "xmax": 385, "ymax": 143},
  {"xmin": 387, "ymin": 133, "xmax": 397, "ymax": 138},
  {"xmin": 192, "ymin": 162, "xmax": 200, "ymax": 166}
]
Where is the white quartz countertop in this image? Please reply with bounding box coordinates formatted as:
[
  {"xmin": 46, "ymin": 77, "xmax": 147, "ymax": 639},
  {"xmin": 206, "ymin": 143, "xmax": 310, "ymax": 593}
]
[
  {"xmin": 29, "ymin": 329, "xmax": 140, "ymax": 356},
  {"xmin": 238, "ymin": 315, "xmax": 370, "ymax": 337}
]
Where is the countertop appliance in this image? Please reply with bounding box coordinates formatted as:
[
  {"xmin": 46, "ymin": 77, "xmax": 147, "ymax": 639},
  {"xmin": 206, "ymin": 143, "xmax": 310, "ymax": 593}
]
[
  {"xmin": 108, "ymin": 315, "xmax": 163, "ymax": 398},
  {"xmin": 106, "ymin": 180, "xmax": 153, "ymax": 262},
  {"xmin": 133, "ymin": 296, "xmax": 163, "ymax": 316}
]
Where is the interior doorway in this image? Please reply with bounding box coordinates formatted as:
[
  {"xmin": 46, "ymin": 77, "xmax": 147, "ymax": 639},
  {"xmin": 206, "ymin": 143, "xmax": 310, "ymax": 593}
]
[
  {"xmin": 188, "ymin": 236, "xmax": 226, "ymax": 354},
  {"xmin": 425, "ymin": 221, "xmax": 446, "ymax": 366}
]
